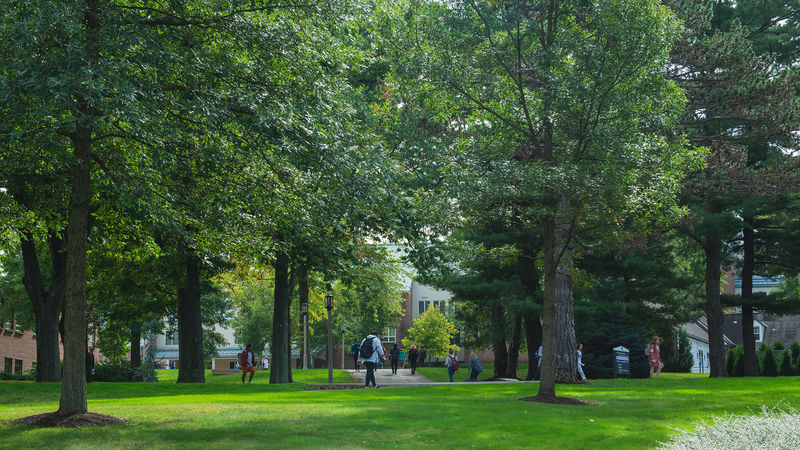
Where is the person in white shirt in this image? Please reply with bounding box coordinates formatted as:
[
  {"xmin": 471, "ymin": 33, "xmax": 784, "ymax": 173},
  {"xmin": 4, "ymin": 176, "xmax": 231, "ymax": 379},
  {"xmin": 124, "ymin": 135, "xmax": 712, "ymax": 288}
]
[{"xmin": 577, "ymin": 343, "xmax": 586, "ymax": 380}]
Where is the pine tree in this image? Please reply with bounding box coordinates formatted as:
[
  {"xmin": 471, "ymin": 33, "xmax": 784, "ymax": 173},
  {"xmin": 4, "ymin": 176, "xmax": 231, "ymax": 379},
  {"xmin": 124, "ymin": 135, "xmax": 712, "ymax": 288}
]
[
  {"xmin": 761, "ymin": 348, "xmax": 778, "ymax": 376},
  {"xmin": 779, "ymin": 349, "xmax": 794, "ymax": 376}
]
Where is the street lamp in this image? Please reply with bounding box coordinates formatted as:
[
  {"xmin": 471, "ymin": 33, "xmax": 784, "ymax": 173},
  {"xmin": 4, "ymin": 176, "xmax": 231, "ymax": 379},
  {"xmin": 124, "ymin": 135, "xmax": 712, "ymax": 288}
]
[
  {"xmin": 300, "ymin": 301, "xmax": 309, "ymax": 370},
  {"xmin": 325, "ymin": 293, "xmax": 334, "ymax": 384},
  {"xmin": 340, "ymin": 323, "xmax": 346, "ymax": 370}
]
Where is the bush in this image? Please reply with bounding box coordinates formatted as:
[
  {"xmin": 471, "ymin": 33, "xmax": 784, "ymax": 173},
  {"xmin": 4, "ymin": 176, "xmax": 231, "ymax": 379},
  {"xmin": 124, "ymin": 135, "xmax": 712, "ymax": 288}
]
[
  {"xmin": 93, "ymin": 359, "xmax": 136, "ymax": 382},
  {"xmin": 761, "ymin": 348, "xmax": 778, "ymax": 377},
  {"xmin": 791, "ymin": 341, "xmax": 800, "ymax": 366},
  {"xmin": 759, "ymin": 342, "xmax": 769, "ymax": 352},
  {"xmin": 0, "ymin": 370, "xmax": 35, "ymax": 381},
  {"xmin": 661, "ymin": 405, "xmax": 800, "ymax": 449},
  {"xmin": 779, "ymin": 350, "xmax": 794, "ymax": 376},
  {"xmin": 727, "ymin": 346, "xmax": 744, "ymax": 376},
  {"xmin": 727, "ymin": 346, "xmax": 739, "ymax": 375},
  {"xmin": 773, "ymin": 340, "xmax": 784, "ymax": 351},
  {"xmin": 139, "ymin": 345, "xmax": 159, "ymax": 383},
  {"xmin": 664, "ymin": 328, "xmax": 693, "ymax": 373}
]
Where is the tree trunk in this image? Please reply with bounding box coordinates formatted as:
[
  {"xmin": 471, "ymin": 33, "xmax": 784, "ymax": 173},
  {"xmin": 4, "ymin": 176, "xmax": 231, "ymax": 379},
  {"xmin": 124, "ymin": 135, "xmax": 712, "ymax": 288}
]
[
  {"xmin": 506, "ymin": 313, "xmax": 522, "ymax": 379},
  {"xmin": 490, "ymin": 305, "xmax": 508, "ymax": 378},
  {"xmin": 298, "ymin": 266, "xmax": 311, "ymax": 368},
  {"xmin": 270, "ymin": 252, "xmax": 291, "ymax": 383},
  {"xmin": 524, "ymin": 312, "xmax": 542, "ymax": 380},
  {"xmin": 20, "ymin": 233, "xmax": 65, "ymax": 382},
  {"xmin": 741, "ymin": 217, "xmax": 758, "ymax": 376},
  {"xmin": 287, "ymin": 265, "xmax": 294, "ymax": 383},
  {"xmin": 58, "ymin": 127, "xmax": 92, "ymax": 415},
  {"xmin": 537, "ymin": 214, "xmax": 557, "ymax": 400},
  {"xmin": 704, "ymin": 226, "xmax": 728, "ymax": 377},
  {"xmin": 554, "ymin": 257, "xmax": 578, "ymax": 383},
  {"xmin": 177, "ymin": 254, "xmax": 205, "ymax": 383},
  {"xmin": 130, "ymin": 326, "xmax": 142, "ymax": 373}
]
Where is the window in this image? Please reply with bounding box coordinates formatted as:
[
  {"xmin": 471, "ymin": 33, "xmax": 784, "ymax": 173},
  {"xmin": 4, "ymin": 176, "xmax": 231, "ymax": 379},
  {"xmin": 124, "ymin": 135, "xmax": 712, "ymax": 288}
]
[
  {"xmin": 433, "ymin": 300, "xmax": 447, "ymax": 313},
  {"xmin": 14, "ymin": 359, "xmax": 22, "ymax": 373},
  {"xmin": 4, "ymin": 357, "xmax": 11, "ymax": 373},
  {"xmin": 229, "ymin": 361, "xmax": 236, "ymax": 369},
  {"xmin": 418, "ymin": 301, "xmax": 430, "ymax": 315},
  {"xmin": 165, "ymin": 330, "xmax": 179, "ymax": 346},
  {"xmin": 384, "ymin": 327, "xmax": 397, "ymax": 343},
  {"xmin": 753, "ymin": 326, "xmax": 761, "ymax": 342}
]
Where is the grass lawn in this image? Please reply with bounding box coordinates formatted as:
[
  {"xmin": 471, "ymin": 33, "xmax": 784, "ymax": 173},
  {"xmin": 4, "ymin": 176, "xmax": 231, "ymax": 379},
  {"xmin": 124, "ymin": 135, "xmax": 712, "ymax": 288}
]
[{"xmin": 2, "ymin": 373, "xmax": 800, "ymax": 448}]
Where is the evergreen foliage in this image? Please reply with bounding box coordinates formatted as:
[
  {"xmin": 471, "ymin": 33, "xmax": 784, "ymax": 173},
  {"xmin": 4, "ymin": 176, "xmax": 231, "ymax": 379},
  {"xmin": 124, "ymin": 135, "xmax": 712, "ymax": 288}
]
[
  {"xmin": 774, "ymin": 341, "xmax": 785, "ymax": 351},
  {"xmin": 664, "ymin": 328, "xmax": 694, "ymax": 373},
  {"xmin": 761, "ymin": 348, "xmax": 778, "ymax": 377},
  {"xmin": 779, "ymin": 349, "xmax": 794, "ymax": 376},
  {"xmin": 791, "ymin": 342, "xmax": 800, "ymax": 367}
]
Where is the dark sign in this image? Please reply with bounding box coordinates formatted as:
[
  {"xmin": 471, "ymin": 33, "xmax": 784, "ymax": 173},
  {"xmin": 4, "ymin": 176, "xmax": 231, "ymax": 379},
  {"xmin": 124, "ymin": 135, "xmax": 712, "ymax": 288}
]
[{"xmin": 613, "ymin": 346, "xmax": 630, "ymax": 378}]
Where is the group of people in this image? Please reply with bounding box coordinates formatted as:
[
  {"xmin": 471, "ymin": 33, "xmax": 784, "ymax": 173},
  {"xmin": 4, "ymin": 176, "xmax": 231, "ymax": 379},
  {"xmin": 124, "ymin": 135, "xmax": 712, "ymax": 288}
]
[{"xmin": 351, "ymin": 338, "xmax": 428, "ymax": 376}]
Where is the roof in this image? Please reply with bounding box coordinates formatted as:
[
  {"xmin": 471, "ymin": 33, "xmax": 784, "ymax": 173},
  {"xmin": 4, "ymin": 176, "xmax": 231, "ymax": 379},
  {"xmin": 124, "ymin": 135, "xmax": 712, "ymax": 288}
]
[
  {"xmin": 682, "ymin": 317, "xmax": 735, "ymax": 347},
  {"xmin": 734, "ymin": 275, "xmax": 783, "ymax": 288}
]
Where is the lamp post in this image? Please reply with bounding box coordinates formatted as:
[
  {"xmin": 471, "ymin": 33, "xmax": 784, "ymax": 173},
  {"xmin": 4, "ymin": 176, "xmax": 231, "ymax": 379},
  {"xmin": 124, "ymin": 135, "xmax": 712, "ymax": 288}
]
[
  {"xmin": 340, "ymin": 323, "xmax": 346, "ymax": 369},
  {"xmin": 300, "ymin": 300, "xmax": 309, "ymax": 370},
  {"xmin": 325, "ymin": 293, "xmax": 334, "ymax": 384}
]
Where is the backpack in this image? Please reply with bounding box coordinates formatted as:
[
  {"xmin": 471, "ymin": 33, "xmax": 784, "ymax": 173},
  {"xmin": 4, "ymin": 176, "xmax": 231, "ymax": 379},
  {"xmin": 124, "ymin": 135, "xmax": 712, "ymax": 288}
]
[
  {"xmin": 449, "ymin": 356, "xmax": 459, "ymax": 371},
  {"xmin": 360, "ymin": 337, "xmax": 375, "ymax": 359},
  {"xmin": 475, "ymin": 359, "xmax": 483, "ymax": 373},
  {"xmin": 645, "ymin": 345, "xmax": 652, "ymax": 356}
]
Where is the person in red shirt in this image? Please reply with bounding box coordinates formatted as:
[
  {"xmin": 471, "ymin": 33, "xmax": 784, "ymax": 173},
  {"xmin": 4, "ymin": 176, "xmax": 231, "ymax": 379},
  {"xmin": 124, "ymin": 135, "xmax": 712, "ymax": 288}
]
[
  {"xmin": 646, "ymin": 337, "xmax": 663, "ymax": 379},
  {"xmin": 240, "ymin": 344, "xmax": 256, "ymax": 383}
]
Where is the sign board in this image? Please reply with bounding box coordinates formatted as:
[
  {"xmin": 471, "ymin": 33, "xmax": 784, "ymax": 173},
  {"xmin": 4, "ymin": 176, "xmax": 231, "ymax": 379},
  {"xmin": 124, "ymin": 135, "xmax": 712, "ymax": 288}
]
[{"xmin": 613, "ymin": 346, "xmax": 630, "ymax": 378}]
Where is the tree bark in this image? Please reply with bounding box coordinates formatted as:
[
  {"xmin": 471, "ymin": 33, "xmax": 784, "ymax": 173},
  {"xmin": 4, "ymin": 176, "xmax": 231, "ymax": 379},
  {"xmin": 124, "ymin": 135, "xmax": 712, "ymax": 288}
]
[
  {"xmin": 58, "ymin": 126, "xmax": 92, "ymax": 415},
  {"xmin": 506, "ymin": 313, "xmax": 522, "ymax": 378},
  {"xmin": 741, "ymin": 217, "xmax": 759, "ymax": 376},
  {"xmin": 490, "ymin": 305, "xmax": 508, "ymax": 378},
  {"xmin": 554, "ymin": 257, "xmax": 578, "ymax": 383},
  {"xmin": 130, "ymin": 326, "xmax": 142, "ymax": 373},
  {"xmin": 298, "ymin": 266, "xmax": 311, "ymax": 368},
  {"xmin": 177, "ymin": 254, "xmax": 205, "ymax": 383},
  {"xmin": 523, "ymin": 312, "xmax": 542, "ymax": 380},
  {"xmin": 537, "ymin": 214, "xmax": 557, "ymax": 400},
  {"xmin": 20, "ymin": 233, "xmax": 65, "ymax": 382},
  {"xmin": 270, "ymin": 252, "xmax": 291, "ymax": 383},
  {"xmin": 704, "ymin": 225, "xmax": 728, "ymax": 377}
]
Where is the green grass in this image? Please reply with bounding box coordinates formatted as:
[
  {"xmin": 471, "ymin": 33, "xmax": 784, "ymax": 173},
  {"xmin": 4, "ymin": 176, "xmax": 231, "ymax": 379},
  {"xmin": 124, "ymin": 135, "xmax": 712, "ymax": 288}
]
[
  {"xmin": 155, "ymin": 369, "xmax": 355, "ymax": 384},
  {"xmin": 2, "ymin": 373, "xmax": 800, "ymax": 448}
]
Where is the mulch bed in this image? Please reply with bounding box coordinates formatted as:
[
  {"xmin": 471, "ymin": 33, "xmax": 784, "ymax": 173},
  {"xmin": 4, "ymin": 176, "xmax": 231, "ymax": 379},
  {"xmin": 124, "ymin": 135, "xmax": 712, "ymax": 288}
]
[
  {"xmin": 518, "ymin": 396, "xmax": 593, "ymax": 406},
  {"xmin": 10, "ymin": 412, "xmax": 131, "ymax": 428}
]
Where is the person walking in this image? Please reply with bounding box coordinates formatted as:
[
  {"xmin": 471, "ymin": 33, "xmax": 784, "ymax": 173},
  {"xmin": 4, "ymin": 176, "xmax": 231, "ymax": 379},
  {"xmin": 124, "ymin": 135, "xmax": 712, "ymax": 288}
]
[
  {"xmin": 359, "ymin": 331, "xmax": 385, "ymax": 388},
  {"xmin": 262, "ymin": 355, "xmax": 270, "ymax": 371},
  {"xmin": 350, "ymin": 340, "xmax": 360, "ymax": 372},
  {"xmin": 240, "ymin": 344, "xmax": 256, "ymax": 383},
  {"xmin": 399, "ymin": 348, "xmax": 407, "ymax": 369},
  {"xmin": 577, "ymin": 343, "xmax": 586, "ymax": 381},
  {"xmin": 535, "ymin": 345, "xmax": 543, "ymax": 380},
  {"xmin": 418, "ymin": 346, "xmax": 427, "ymax": 368},
  {"xmin": 408, "ymin": 345, "xmax": 419, "ymax": 374},
  {"xmin": 468, "ymin": 352, "xmax": 482, "ymax": 382},
  {"xmin": 389, "ymin": 344, "xmax": 400, "ymax": 374},
  {"xmin": 646, "ymin": 336, "xmax": 663, "ymax": 378},
  {"xmin": 445, "ymin": 348, "xmax": 459, "ymax": 382}
]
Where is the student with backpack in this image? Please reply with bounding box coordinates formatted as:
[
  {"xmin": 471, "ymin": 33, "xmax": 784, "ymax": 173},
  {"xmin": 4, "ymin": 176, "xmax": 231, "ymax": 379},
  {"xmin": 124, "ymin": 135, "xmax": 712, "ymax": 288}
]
[
  {"xmin": 389, "ymin": 344, "xmax": 400, "ymax": 374},
  {"xmin": 445, "ymin": 348, "xmax": 459, "ymax": 382},
  {"xmin": 468, "ymin": 352, "xmax": 482, "ymax": 382},
  {"xmin": 359, "ymin": 331, "xmax": 385, "ymax": 388},
  {"xmin": 408, "ymin": 345, "xmax": 419, "ymax": 374},
  {"xmin": 645, "ymin": 336, "xmax": 663, "ymax": 378}
]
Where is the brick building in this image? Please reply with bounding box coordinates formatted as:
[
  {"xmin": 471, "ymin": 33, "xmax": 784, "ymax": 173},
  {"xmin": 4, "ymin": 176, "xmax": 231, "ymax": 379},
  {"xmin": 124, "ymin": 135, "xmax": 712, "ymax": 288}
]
[{"xmin": 0, "ymin": 319, "xmax": 37, "ymax": 374}]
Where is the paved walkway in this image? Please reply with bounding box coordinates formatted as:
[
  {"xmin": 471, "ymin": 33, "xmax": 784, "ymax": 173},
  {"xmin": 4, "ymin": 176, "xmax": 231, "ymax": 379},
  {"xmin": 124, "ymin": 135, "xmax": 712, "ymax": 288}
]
[{"xmin": 348, "ymin": 368, "xmax": 534, "ymax": 387}]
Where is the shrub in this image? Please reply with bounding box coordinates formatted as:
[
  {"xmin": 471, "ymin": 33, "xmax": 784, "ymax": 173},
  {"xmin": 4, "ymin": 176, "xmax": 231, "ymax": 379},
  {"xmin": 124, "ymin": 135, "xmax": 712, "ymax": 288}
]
[
  {"xmin": 759, "ymin": 342, "xmax": 769, "ymax": 352},
  {"xmin": 761, "ymin": 348, "xmax": 778, "ymax": 376},
  {"xmin": 791, "ymin": 341, "xmax": 800, "ymax": 366},
  {"xmin": 779, "ymin": 350, "xmax": 794, "ymax": 376},
  {"xmin": 0, "ymin": 370, "xmax": 35, "ymax": 381},
  {"xmin": 664, "ymin": 328, "xmax": 693, "ymax": 373},
  {"xmin": 661, "ymin": 405, "xmax": 800, "ymax": 449},
  {"xmin": 726, "ymin": 346, "xmax": 741, "ymax": 376},
  {"xmin": 93, "ymin": 359, "xmax": 136, "ymax": 382},
  {"xmin": 773, "ymin": 340, "xmax": 784, "ymax": 351}
]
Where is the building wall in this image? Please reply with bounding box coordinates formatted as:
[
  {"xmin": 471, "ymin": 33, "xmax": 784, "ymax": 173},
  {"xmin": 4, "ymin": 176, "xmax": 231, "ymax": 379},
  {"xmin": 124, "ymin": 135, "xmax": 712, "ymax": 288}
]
[
  {"xmin": 0, "ymin": 327, "xmax": 37, "ymax": 374},
  {"xmin": 688, "ymin": 338, "xmax": 710, "ymax": 374}
]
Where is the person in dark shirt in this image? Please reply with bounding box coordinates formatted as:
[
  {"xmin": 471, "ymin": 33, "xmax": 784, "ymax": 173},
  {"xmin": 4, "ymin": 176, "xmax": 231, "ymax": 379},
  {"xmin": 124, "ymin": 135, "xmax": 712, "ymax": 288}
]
[
  {"xmin": 389, "ymin": 344, "xmax": 400, "ymax": 374},
  {"xmin": 350, "ymin": 340, "xmax": 360, "ymax": 372},
  {"xmin": 408, "ymin": 345, "xmax": 419, "ymax": 374}
]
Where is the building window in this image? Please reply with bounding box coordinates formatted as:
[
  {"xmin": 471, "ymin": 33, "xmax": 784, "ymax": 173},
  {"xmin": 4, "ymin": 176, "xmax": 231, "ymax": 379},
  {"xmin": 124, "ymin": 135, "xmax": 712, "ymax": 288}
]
[
  {"xmin": 165, "ymin": 330, "xmax": 179, "ymax": 346},
  {"xmin": 4, "ymin": 357, "xmax": 11, "ymax": 373},
  {"xmin": 418, "ymin": 301, "xmax": 430, "ymax": 315},
  {"xmin": 753, "ymin": 326, "xmax": 761, "ymax": 342},
  {"xmin": 385, "ymin": 327, "xmax": 397, "ymax": 343},
  {"xmin": 229, "ymin": 361, "xmax": 236, "ymax": 369},
  {"xmin": 433, "ymin": 300, "xmax": 447, "ymax": 312},
  {"xmin": 14, "ymin": 359, "xmax": 22, "ymax": 373}
]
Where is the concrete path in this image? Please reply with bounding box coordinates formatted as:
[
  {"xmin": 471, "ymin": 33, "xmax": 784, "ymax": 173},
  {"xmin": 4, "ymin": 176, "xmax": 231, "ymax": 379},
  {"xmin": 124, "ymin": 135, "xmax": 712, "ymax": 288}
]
[
  {"xmin": 348, "ymin": 368, "xmax": 535, "ymax": 387},
  {"xmin": 349, "ymin": 368, "xmax": 431, "ymax": 385}
]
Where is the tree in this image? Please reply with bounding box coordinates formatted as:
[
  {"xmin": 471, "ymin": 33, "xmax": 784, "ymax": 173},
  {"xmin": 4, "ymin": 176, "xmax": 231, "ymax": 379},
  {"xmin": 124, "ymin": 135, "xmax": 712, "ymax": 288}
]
[
  {"xmin": 402, "ymin": 307, "xmax": 458, "ymax": 359},
  {"xmin": 779, "ymin": 349, "xmax": 794, "ymax": 376},
  {"xmin": 387, "ymin": 0, "xmax": 700, "ymax": 399},
  {"xmin": 761, "ymin": 348, "xmax": 778, "ymax": 376},
  {"xmin": 665, "ymin": 328, "xmax": 694, "ymax": 373}
]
